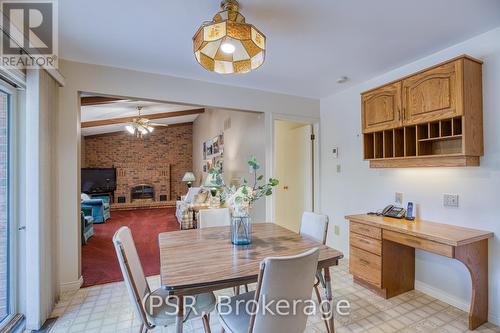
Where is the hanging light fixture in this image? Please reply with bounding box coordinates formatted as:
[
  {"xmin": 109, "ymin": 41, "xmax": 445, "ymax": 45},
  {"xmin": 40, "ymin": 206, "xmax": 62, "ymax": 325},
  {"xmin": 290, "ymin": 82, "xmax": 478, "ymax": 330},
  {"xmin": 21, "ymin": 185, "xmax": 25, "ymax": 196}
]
[
  {"xmin": 193, "ymin": 0, "xmax": 266, "ymax": 74},
  {"xmin": 125, "ymin": 106, "xmax": 165, "ymax": 138}
]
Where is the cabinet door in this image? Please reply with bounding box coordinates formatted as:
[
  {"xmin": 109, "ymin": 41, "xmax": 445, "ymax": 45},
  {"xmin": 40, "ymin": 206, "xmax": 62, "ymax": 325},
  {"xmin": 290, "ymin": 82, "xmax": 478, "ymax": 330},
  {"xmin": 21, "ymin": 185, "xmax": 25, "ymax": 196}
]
[
  {"xmin": 402, "ymin": 60, "xmax": 463, "ymax": 125},
  {"xmin": 361, "ymin": 82, "xmax": 402, "ymax": 133}
]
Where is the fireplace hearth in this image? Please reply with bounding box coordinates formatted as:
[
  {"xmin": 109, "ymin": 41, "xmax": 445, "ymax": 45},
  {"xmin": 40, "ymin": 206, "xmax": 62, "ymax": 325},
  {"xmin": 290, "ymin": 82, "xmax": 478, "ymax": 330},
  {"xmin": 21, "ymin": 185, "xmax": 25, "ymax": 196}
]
[{"xmin": 131, "ymin": 184, "xmax": 155, "ymax": 201}]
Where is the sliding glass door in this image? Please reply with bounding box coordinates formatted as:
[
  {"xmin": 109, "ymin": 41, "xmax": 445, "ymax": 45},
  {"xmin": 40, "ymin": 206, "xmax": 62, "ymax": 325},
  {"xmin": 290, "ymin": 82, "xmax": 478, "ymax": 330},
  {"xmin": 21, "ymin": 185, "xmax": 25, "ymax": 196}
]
[{"xmin": 0, "ymin": 81, "xmax": 15, "ymax": 329}]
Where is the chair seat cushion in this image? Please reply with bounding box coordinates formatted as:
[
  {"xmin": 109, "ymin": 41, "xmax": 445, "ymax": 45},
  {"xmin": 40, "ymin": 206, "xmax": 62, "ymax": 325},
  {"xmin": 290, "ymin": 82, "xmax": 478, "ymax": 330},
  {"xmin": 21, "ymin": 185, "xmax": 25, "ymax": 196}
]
[
  {"xmin": 144, "ymin": 288, "xmax": 216, "ymax": 326},
  {"xmin": 217, "ymin": 291, "xmax": 255, "ymax": 333},
  {"xmin": 103, "ymin": 203, "xmax": 110, "ymax": 209}
]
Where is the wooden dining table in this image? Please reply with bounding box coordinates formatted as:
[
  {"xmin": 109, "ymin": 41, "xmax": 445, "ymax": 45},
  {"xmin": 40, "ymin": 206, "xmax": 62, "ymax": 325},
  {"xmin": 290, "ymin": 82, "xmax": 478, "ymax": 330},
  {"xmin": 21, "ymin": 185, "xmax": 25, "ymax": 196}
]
[{"xmin": 158, "ymin": 223, "xmax": 344, "ymax": 333}]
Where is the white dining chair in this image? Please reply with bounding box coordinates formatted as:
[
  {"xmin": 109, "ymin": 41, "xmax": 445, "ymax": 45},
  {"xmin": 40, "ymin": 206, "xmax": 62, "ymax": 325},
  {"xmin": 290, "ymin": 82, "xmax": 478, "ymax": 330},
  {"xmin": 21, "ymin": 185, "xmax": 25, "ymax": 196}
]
[
  {"xmin": 198, "ymin": 207, "xmax": 231, "ymax": 229},
  {"xmin": 217, "ymin": 248, "xmax": 320, "ymax": 333},
  {"xmin": 300, "ymin": 211, "xmax": 329, "ymax": 244},
  {"xmin": 299, "ymin": 211, "xmax": 331, "ymax": 332},
  {"xmin": 113, "ymin": 227, "xmax": 215, "ymax": 333}
]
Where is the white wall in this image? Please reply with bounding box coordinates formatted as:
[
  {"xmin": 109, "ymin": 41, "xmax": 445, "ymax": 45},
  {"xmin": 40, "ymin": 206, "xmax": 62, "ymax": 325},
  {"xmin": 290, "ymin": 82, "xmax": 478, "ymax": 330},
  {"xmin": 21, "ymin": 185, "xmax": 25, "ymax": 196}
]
[
  {"xmin": 320, "ymin": 26, "xmax": 500, "ymax": 325},
  {"xmin": 192, "ymin": 109, "xmax": 266, "ymax": 221},
  {"xmin": 56, "ymin": 60, "xmax": 319, "ymax": 291}
]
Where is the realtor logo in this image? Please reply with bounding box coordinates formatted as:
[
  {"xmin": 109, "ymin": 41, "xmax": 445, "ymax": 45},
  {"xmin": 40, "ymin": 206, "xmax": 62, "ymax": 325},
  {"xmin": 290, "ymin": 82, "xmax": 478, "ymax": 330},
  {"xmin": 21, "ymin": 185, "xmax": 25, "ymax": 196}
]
[{"xmin": 1, "ymin": 0, "xmax": 58, "ymax": 68}]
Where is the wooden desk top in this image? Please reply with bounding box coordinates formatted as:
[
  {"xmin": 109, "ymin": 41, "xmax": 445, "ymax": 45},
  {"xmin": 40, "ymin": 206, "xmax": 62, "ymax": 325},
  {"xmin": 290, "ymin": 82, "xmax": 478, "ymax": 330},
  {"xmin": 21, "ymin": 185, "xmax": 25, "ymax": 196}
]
[
  {"xmin": 159, "ymin": 223, "xmax": 343, "ymax": 292},
  {"xmin": 345, "ymin": 214, "xmax": 493, "ymax": 247}
]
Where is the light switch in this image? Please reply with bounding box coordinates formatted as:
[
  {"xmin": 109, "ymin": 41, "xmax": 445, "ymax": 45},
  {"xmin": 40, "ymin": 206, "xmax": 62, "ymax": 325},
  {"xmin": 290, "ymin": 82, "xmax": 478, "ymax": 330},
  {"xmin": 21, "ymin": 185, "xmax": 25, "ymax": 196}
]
[{"xmin": 336, "ymin": 164, "xmax": 341, "ymax": 173}]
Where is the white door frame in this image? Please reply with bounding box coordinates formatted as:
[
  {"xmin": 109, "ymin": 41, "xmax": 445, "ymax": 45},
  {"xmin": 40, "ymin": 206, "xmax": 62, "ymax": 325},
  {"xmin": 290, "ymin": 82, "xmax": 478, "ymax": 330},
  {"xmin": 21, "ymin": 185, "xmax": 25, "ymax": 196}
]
[
  {"xmin": 265, "ymin": 112, "xmax": 321, "ymax": 223},
  {"xmin": 0, "ymin": 80, "xmax": 19, "ymax": 330}
]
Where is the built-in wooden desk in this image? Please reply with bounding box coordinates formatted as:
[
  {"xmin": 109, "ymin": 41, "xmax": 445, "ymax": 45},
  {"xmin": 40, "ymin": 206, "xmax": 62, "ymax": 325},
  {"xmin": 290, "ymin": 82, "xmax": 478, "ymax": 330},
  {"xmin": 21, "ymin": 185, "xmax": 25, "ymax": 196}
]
[{"xmin": 345, "ymin": 214, "xmax": 493, "ymax": 330}]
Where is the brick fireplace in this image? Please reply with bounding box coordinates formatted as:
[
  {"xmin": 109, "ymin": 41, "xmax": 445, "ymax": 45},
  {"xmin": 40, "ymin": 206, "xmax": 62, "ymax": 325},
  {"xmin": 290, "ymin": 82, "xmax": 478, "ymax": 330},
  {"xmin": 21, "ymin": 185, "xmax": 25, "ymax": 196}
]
[
  {"xmin": 83, "ymin": 123, "xmax": 192, "ymax": 208},
  {"xmin": 131, "ymin": 184, "xmax": 155, "ymax": 201}
]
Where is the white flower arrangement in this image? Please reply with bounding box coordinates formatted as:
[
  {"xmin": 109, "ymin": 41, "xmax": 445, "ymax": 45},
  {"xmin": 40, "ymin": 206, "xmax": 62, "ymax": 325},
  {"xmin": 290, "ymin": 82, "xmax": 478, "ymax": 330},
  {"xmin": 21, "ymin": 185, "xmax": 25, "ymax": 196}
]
[{"xmin": 208, "ymin": 156, "xmax": 279, "ymax": 217}]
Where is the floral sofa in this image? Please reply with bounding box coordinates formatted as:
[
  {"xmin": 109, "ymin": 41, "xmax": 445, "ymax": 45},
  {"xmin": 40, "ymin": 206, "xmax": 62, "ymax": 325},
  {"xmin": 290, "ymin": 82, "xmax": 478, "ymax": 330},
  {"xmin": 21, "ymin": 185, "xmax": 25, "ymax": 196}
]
[{"xmin": 175, "ymin": 187, "xmax": 210, "ymax": 229}]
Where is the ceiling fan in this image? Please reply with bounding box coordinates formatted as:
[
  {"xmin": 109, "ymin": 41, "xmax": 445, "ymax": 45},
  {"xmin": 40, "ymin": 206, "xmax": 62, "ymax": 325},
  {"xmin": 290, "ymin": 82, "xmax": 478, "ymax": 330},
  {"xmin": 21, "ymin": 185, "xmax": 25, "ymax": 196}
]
[{"xmin": 125, "ymin": 106, "xmax": 169, "ymax": 138}]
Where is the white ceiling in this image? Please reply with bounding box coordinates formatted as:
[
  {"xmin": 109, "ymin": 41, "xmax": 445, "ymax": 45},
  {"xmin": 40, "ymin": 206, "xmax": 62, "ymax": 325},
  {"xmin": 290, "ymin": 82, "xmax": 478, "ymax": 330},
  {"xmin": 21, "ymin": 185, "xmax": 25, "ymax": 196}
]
[
  {"xmin": 60, "ymin": 0, "xmax": 500, "ymax": 98},
  {"xmin": 81, "ymin": 100, "xmax": 200, "ymax": 136}
]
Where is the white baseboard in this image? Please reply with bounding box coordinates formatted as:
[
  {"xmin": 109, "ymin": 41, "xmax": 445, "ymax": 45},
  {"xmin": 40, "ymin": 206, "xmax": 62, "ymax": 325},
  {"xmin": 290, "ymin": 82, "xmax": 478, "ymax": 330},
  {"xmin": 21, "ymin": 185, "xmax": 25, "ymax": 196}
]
[
  {"xmin": 59, "ymin": 276, "xmax": 83, "ymax": 294},
  {"xmin": 415, "ymin": 280, "xmax": 499, "ymax": 326}
]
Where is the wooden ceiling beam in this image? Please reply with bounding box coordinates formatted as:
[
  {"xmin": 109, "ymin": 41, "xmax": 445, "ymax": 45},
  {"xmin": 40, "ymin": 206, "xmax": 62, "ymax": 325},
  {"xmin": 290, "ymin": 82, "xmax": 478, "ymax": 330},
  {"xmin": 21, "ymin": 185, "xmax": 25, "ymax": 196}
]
[
  {"xmin": 81, "ymin": 108, "xmax": 205, "ymax": 128},
  {"xmin": 81, "ymin": 96, "xmax": 125, "ymax": 106}
]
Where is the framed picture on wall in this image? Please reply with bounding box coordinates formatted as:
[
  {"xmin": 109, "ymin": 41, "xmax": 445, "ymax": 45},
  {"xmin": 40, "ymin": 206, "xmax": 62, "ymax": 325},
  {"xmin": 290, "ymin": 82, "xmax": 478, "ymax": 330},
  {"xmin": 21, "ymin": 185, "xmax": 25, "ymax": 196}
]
[{"xmin": 203, "ymin": 133, "xmax": 224, "ymax": 174}]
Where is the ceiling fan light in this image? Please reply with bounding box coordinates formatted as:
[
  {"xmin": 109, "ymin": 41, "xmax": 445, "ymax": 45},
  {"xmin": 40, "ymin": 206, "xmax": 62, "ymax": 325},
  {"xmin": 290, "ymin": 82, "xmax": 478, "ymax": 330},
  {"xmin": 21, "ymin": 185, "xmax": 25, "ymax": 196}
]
[
  {"xmin": 147, "ymin": 126, "xmax": 154, "ymax": 133},
  {"xmin": 126, "ymin": 125, "xmax": 135, "ymax": 134},
  {"xmin": 139, "ymin": 127, "xmax": 148, "ymax": 135}
]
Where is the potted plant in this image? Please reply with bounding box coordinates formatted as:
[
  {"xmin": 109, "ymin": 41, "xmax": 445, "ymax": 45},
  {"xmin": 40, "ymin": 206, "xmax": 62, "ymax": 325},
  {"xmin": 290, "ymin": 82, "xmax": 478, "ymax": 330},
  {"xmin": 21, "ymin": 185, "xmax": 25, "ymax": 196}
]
[{"xmin": 209, "ymin": 156, "xmax": 279, "ymax": 245}]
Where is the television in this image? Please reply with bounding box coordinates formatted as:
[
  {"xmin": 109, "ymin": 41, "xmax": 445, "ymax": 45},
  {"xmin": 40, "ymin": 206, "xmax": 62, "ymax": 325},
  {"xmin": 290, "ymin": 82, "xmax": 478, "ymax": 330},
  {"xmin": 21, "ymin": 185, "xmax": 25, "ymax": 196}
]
[{"xmin": 81, "ymin": 168, "xmax": 117, "ymax": 193}]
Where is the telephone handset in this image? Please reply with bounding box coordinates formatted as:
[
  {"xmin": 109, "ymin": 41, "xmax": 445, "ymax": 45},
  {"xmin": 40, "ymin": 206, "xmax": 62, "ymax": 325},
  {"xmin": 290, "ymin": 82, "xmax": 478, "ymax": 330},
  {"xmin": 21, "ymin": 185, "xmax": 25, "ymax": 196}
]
[{"xmin": 381, "ymin": 205, "xmax": 406, "ymax": 219}]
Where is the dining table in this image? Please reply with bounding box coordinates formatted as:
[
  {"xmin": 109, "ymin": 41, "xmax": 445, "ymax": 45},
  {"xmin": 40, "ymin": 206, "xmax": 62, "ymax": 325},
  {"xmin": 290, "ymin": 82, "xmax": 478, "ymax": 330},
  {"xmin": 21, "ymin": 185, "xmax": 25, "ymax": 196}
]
[{"xmin": 158, "ymin": 223, "xmax": 344, "ymax": 333}]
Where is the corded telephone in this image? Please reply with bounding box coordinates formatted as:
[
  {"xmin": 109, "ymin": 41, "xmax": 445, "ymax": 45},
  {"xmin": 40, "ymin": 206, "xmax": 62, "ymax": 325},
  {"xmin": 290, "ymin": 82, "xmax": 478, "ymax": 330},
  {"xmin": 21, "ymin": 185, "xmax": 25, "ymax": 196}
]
[{"xmin": 381, "ymin": 205, "xmax": 406, "ymax": 219}]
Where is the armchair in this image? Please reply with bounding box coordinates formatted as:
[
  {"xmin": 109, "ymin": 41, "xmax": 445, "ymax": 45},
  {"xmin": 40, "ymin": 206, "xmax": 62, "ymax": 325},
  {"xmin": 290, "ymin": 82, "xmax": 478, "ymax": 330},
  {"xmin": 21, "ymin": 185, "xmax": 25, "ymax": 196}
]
[
  {"xmin": 81, "ymin": 193, "xmax": 111, "ymax": 223},
  {"xmin": 81, "ymin": 208, "xmax": 94, "ymax": 244},
  {"xmin": 175, "ymin": 187, "xmax": 210, "ymax": 229}
]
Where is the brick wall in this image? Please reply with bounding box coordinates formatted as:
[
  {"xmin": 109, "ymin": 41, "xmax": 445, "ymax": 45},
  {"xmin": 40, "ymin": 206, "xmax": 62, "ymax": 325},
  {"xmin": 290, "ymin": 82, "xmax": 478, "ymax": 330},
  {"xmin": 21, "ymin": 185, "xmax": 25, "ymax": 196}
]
[
  {"xmin": 84, "ymin": 123, "xmax": 193, "ymax": 203},
  {"xmin": 0, "ymin": 91, "xmax": 8, "ymax": 320}
]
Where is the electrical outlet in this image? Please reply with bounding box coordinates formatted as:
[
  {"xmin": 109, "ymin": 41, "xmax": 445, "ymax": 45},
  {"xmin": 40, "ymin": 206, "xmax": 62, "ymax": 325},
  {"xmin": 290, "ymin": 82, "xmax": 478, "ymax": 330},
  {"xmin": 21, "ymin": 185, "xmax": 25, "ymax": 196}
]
[
  {"xmin": 444, "ymin": 194, "xmax": 459, "ymax": 208},
  {"xmin": 334, "ymin": 225, "xmax": 340, "ymax": 236},
  {"xmin": 395, "ymin": 192, "xmax": 403, "ymax": 205}
]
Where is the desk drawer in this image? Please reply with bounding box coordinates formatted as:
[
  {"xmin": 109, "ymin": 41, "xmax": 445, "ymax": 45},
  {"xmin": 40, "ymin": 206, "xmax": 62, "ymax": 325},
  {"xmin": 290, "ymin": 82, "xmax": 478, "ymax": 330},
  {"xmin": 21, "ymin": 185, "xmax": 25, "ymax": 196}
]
[
  {"xmin": 349, "ymin": 246, "xmax": 381, "ymax": 287},
  {"xmin": 383, "ymin": 230, "xmax": 454, "ymax": 258},
  {"xmin": 350, "ymin": 233, "xmax": 381, "ymax": 255},
  {"xmin": 350, "ymin": 222, "xmax": 381, "ymax": 240}
]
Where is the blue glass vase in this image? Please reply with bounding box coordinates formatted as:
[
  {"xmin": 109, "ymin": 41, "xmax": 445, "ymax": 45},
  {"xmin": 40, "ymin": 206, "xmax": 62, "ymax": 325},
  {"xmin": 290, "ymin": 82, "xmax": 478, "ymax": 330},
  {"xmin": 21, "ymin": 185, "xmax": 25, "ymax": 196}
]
[{"xmin": 231, "ymin": 215, "xmax": 252, "ymax": 245}]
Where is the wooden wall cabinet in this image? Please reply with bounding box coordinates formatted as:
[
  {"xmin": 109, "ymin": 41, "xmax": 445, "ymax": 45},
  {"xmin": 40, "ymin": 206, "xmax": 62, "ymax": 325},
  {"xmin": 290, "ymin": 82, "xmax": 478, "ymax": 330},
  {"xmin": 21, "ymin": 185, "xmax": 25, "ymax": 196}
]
[
  {"xmin": 362, "ymin": 82, "xmax": 402, "ymax": 133},
  {"xmin": 402, "ymin": 61, "xmax": 461, "ymax": 125},
  {"xmin": 361, "ymin": 55, "xmax": 483, "ymax": 168}
]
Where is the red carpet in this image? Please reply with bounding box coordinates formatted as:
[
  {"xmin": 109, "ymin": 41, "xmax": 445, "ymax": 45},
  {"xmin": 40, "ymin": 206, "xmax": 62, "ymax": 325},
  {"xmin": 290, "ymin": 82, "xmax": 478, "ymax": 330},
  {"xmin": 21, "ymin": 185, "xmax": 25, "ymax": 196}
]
[{"xmin": 81, "ymin": 208, "xmax": 179, "ymax": 287}]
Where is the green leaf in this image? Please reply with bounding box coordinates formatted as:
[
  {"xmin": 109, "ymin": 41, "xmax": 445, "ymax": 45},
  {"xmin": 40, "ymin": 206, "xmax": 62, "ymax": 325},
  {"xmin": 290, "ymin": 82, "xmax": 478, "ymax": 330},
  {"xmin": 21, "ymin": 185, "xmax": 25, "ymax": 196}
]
[
  {"xmin": 269, "ymin": 178, "xmax": 279, "ymax": 186},
  {"xmin": 265, "ymin": 189, "xmax": 273, "ymax": 196},
  {"xmin": 242, "ymin": 187, "xmax": 248, "ymax": 195},
  {"xmin": 257, "ymin": 175, "xmax": 264, "ymax": 181}
]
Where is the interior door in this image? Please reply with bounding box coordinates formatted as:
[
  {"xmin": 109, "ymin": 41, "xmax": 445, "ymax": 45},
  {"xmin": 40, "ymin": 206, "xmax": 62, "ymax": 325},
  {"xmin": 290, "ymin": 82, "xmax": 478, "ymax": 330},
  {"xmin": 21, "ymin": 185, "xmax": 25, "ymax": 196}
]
[
  {"xmin": 402, "ymin": 60, "xmax": 462, "ymax": 125},
  {"xmin": 274, "ymin": 121, "xmax": 313, "ymax": 232},
  {"xmin": 362, "ymin": 82, "xmax": 402, "ymax": 133}
]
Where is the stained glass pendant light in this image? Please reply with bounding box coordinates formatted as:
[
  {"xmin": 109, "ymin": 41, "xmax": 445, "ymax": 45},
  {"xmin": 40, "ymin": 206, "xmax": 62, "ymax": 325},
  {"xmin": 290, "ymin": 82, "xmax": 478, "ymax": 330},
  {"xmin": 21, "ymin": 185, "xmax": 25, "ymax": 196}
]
[{"xmin": 193, "ymin": 0, "xmax": 266, "ymax": 74}]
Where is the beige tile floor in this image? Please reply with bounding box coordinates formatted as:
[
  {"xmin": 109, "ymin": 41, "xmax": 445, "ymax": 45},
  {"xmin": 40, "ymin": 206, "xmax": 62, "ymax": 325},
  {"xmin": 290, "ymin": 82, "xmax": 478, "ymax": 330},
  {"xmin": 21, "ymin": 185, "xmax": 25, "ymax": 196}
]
[{"xmin": 47, "ymin": 261, "xmax": 499, "ymax": 333}]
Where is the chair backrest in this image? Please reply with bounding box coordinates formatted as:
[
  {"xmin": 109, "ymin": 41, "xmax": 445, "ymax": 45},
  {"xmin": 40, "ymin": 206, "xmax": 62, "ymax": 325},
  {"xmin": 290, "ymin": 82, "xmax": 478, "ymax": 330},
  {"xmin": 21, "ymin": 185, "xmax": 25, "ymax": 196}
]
[
  {"xmin": 81, "ymin": 193, "xmax": 91, "ymax": 201},
  {"xmin": 299, "ymin": 212, "xmax": 329, "ymax": 244},
  {"xmin": 250, "ymin": 248, "xmax": 320, "ymax": 333},
  {"xmin": 198, "ymin": 208, "xmax": 231, "ymax": 229},
  {"xmin": 184, "ymin": 187, "xmax": 201, "ymax": 203},
  {"xmin": 112, "ymin": 227, "xmax": 150, "ymax": 326}
]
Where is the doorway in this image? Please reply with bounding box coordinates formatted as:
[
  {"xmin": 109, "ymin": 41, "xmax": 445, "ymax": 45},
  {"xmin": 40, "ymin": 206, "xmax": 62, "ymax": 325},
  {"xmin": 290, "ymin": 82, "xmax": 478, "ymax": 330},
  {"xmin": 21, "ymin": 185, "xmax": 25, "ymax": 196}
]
[{"xmin": 274, "ymin": 120, "xmax": 314, "ymax": 232}]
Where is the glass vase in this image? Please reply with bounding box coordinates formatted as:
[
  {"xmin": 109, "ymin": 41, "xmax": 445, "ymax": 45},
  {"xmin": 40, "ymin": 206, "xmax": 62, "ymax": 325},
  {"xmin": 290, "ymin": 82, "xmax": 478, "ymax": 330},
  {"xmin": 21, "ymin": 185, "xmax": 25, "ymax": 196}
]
[{"xmin": 231, "ymin": 215, "xmax": 252, "ymax": 245}]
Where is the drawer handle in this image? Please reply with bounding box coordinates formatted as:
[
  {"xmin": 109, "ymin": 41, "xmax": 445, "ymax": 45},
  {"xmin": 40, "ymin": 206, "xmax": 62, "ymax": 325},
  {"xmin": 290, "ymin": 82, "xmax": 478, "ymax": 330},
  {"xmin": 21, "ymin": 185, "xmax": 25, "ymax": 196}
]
[
  {"xmin": 359, "ymin": 227, "xmax": 370, "ymax": 233},
  {"xmin": 359, "ymin": 259, "xmax": 370, "ymax": 266},
  {"xmin": 359, "ymin": 239, "xmax": 370, "ymax": 244}
]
